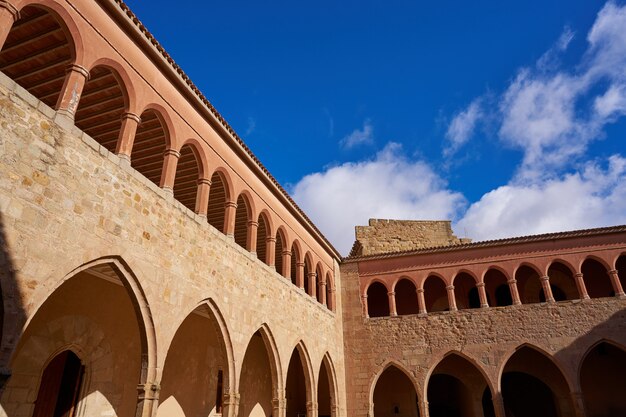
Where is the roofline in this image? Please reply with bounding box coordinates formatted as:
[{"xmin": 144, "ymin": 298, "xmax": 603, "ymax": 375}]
[
  {"xmin": 342, "ymin": 225, "xmax": 626, "ymax": 263},
  {"xmin": 95, "ymin": 0, "xmax": 342, "ymax": 261}
]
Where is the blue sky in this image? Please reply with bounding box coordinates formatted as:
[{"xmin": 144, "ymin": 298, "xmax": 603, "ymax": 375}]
[{"xmin": 125, "ymin": 0, "xmax": 626, "ymax": 254}]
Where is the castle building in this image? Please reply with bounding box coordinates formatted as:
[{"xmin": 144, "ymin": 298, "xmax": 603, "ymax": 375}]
[{"xmin": 0, "ymin": 1, "xmax": 623, "ymax": 417}]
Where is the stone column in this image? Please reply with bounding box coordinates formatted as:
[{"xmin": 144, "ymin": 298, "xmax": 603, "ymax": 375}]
[
  {"xmin": 318, "ymin": 279, "xmax": 327, "ymax": 305},
  {"xmin": 609, "ymin": 269, "xmax": 625, "ymax": 297},
  {"xmin": 446, "ymin": 285, "xmax": 457, "ymax": 311},
  {"xmin": 308, "ymin": 271, "xmax": 317, "ymax": 297},
  {"xmin": 477, "ymin": 282, "xmax": 489, "ymax": 307},
  {"xmin": 136, "ymin": 382, "xmax": 160, "ymax": 417},
  {"xmin": 569, "ymin": 391, "xmax": 586, "ymax": 417},
  {"xmin": 307, "ymin": 400, "xmax": 318, "ymax": 417},
  {"xmin": 266, "ymin": 235, "xmax": 276, "ymax": 267},
  {"xmin": 223, "ymin": 391, "xmax": 240, "ymax": 417},
  {"xmin": 247, "ymin": 220, "xmax": 258, "ymax": 254},
  {"xmin": 296, "ymin": 261, "xmax": 305, "ymax": 289},
  {"xmin": 159, "ymin": 149, "xmax": 180, "ymax": 194},
  {"xmin": 0, "ymin": 2, "xmax": 19, "ymax": 50},
  {"xmin": 508, "ymin": 279, "xmax": 521, "ymax": 305},
  {"xmin": 282, "ymin": 249, "xmax": 292, "ymax": 278},
  {"xmin": 272, "ymin": 391, "xmax": 287, "ymax": 417},
  {"xmin": 223, "ymin": 200, "xmax": 237, "ymax": 236},
  {"xmin": 492, "ymin": 392, "xmax": 506, "ymax": 417},
  {"xmin": 116, "ymin": 112, "xmax": 142, "ymax": 162},
  {"xmin": 362, "ymin": 294, "xmax": 369, "ymax": 318},
  {"xmin": 419, "ymin": 399, "xmax": 430, "ymax": 417},
  {"xmin": 573, "ymin": 273, "xmax": 590, "ymax": 300},
  {"xmin": 388, "ymin": 291, "xmax": 397, "ymax": 316},
  {"xmin": 540, "ymin": 276, "xmax": 555, "ymax": 303},
  {"xmin": 194, "ymin": 177, "xmax": 211, "ymax": 218},
  {"xmin": 417, "ymin": 288, "xmax": 426, "ymax": 315},
  {"xmin": 56, "ymin": 64, "xmax": 90, "ymax": 118}
]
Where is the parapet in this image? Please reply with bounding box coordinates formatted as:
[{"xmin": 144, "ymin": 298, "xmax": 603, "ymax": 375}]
[{"xmin": 349, "ymin": 219, "xmax": 471, "ymax": 257}]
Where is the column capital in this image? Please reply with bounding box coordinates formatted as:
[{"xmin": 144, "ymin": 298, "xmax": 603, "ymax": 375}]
[
  {"xmin": 446, "ymin": 285, "xmax": 455, "ymax": 291},
  {"xmin": 609, "ymin": 269, "xmax": 619, "ymax": 275},
  {"xmin": 65, "ymin": 63, "xmax": 90, "ymax": 79},
  {"xmin": 282, "ymin": 249, "xmax": 292, "ymax": 256},
  {"xmin": 197, "ymin": 177, "xmax": 212, "ymax": 186},
  {"xmin": 0, "ymin": 1, "xmax": 19, "ymax": 20},
  {"xmin": 361, "ymin": 294, "xmax": 368, "ymax": 300},
  {"xmin": 121, "ymin": 111, "xmax": 142, "ymax": 123},
  {"xmin": 224, "ymin": 200, "xmax": 238, "ymax": 209},
  {"xmin": 223, "ymin": 391, "xmax": 240, "ymax": 405},
  {"xmin": 574, "ymin": 272, "xmax": 583, "ymax": 278},
  {"xmin": 540, "ymin": 275, "xmax": 550, "ymax": 282},
  {"xmin": 266, "ymin": 236, "xmax": 277, "ymax": 243},
  {"xmin": 307, "ymin": 271, "xmax": 316, "ymax": 278},
  {"xmin": 417, "ymin": 288, "xmax": 424, "ymax": 294},
  {"xmin": 507, "ymin": 279, "xmax": 517, "ymax": 284},
  {"xmin": 163, "ymin": 148, "xmax": 181, "ymax": 158},
  {"xmin": 387, "ymin": 291, "xmax": 396, "ymax": 296},
  {"xmin": 136, "ymin": 382, "xmax": 160, "ymax": 401},
  {"xmin": 476, "ymin": 282, "xmax": 485, "ymax": 288},
  {"xmin": 247, "ymin": 220, "xmax": 259, "ymax": 228},
  {"xmin": 296, "ymin": 261, "xmax": 305, "ymax": 268}
]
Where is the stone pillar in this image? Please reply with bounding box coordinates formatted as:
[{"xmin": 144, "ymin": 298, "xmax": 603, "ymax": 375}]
[
  {"xmin": 540, "ymin": 276, "xmax": 555, "ymax": 303},
  {"xmin": 116, "ymin": 112, "xmax": 142, "ymax": 161},
  {"xmin": 222, "ymin": 391, "xmax": 240, "ymax": 417},
  {"xmin": 307, "ymin": 271, "xmax": 317, "ymax": 297},
  {"xmin": 296, "ymin": 261, "xmax": 305, "ymax": 289},
  {"xmin": 306, "ymin": 400, "xmax": 318, "ymax": 417},
  {"xmin": 388, "ymin": 291, "xmax": 397, "ymax": 316},
  {"xmin": 573, "ymin": 273, "xmax": 590, "ymax": 300},
  {"xmin": 419, "ymin": 399, "xmax": 430, "ymax": 417},
  {"xmin": 136, "ymin": 382, "xmax": 160, "ymax": 417},
  {"xmin": 477, "ymin": 282, "xmax": 489, "ymax": 307},
  {"xmin": 318, "ymin": 279, "xmax": 327, "ymax": 305},
  {"xmin": 570, "ymin": 391, "xmax": 586, "ymax": 417},
  {"xmin": 159, "ymin": 148, "xmax": 180, "ymax": 194},
  {"xmin": 247, "ymin": 220, "xmax": 258, "ymax": 254},
  {"xmin": 282, "ymin": 249, "xmax": 292, "ymax": 278},
  {"xmin": 194, "ymin": 177, "xmax": 211, "ymax": 217},
  {"xmin": 0, "ymin": 2, "xmax": 19, "ymax": 50},
  {"xmin": 492, "ymin": 392, "xmax": 506, "ymax": 417},
  {"xmin": 446, "ymin": 285, "xmax": 457, "ymax": 311},
  {"xmin": 223, "ymin": 200, "xmax": 237, "ymax": 236},
  {"xmin": 417, "ymin": 288, "xmax": 426, "ymax": 315},
  {"xmin": 609, "ymin": 269, "xmax": 626, "ymax": 297},
  {"xmin": 272, "ymin": 391, "xmax": 287, "ymax": 417},
  {"xmin": 508, "ymin": 279, "xmax": 521, "ymax": 305},
  {"xmin": 266, "ymin": 236, "xmax": 276, "ymax": 267},
  {"xmin": 56, "ymin": 64, "xmax": 90, "ymax": 118},
  {"xmin": 362, "ymin": 294, "xmax": 369, "ymax": 318}
]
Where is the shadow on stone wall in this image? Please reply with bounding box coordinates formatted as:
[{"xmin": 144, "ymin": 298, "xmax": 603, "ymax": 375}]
[{"xmin": 0, "ymin": 211, "xmax": 25, "ymax": 393}]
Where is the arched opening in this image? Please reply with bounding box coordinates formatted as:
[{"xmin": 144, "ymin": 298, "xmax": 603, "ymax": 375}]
[
  {"xmin": 32, "ymin": 350, "xmax": 84, "ymax": 417},
  {"xmin": 326, "ymin": 273, "xmax": 334, "ymax": 312},
  {"xmin": 581, "ymin": 259, "xmax": 614, "ymax": 298},
  {"xmin": 285, "ymin": 347, "xmax": 310, "ymax": 417},
  {"xmin": 172, "ymin": 145, "xmax": 201, "ymax": 212},
  {"xmin": 617, "ymin": 255, "xmax": 626, "ymax": 293},
  {"xmin": 131, "ymin": 109, "xmax": 168, "ymax": 186},
  {"xmin": 256, "ymin": 213, "xmax": 269, "ymax": 265},
  {"xmin": 2, "ymin": 262, "xmax": 148, "ymax": 416},
  {"xmin": 515, "ymin": 265, "xmax": 542, "ymax": 304},
  {"xmin": 275, "ymin": 229, "xmax": 285, "ymax": 277},
  {"xmin": 424, "ymin": 275, "xmax": 448, "ymax": 313},
  {"xmin": 453, "ymin": 273, "xmax": 479, "ymax": 310},
  {"xmin": 544, "ymin": 262, "xmax": 577, "ymax": 301},
  {"xmin": 395, "ymin": 279, "xmax": 418, "ymax": 315},
  {"xmin": 318, "ymin": 357, "xmax": 335, "ymax": 417},
  {"xmin": 484, "ymin": 269, "xmax": 511, "ymax": 307},
  {"xmin": 239, "ymin": 330, "xmax": 276, "ymax": 417},
  {"xmin": 234, "ymin": 194, "xmax": 250, "ymax": 250},
  {"xmin": 580, "ymin": 342, "xmax": 626, "ymax": 417},
  {"xmin": 0, "ymin": 6, "xmax": 73, "ymax": 108},
  {"xmin": 428, "ymin": 354, "xmax": 493, "ymax": 417},
  {"xmin": 290, "ymin": 243, "xmax": 299, "ymax": 286},
  {"xmin": 367, "ymin": 282, "xmax": 389, "ymax": 318},
  {"xmin": 207, "ymin": 171, "xmax": 227, "ymax": 234},
  {"xmin": 501, "ymin": 346, "xmax": 573, "ymax": 417},
  {"xmin": 372, "ymin": 366, "xmax": 419, "ymax": 417},
  {"xmin": 157, "ymin": 304, "xmax": 229, "ymax": 417},
  {"xmin": 303, "ymin": 256, "xmax": 313, "ymax": 296},
  {"xmin": 74, "ymin": 66, "xmax": 127, "ymax": 153}
]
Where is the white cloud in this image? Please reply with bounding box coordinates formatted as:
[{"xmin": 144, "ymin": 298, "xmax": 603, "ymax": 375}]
[
  {"xmin": 245, "ymin": 117, "xmax": 256, "ymax": 136},
  {"xmin": 291, "ymin": 143, "xmax": 466, "ymax": 254},
  {"xmin": 456, "ymin": 155, "xmax": 626, "ymax": 241},
  {"xmin": 444, "ymin": 98, "xmax": 483, "ymax": 157},
  {"xmin": 339, "ymin": 119, "xmax": 374, "ymax": 149}
]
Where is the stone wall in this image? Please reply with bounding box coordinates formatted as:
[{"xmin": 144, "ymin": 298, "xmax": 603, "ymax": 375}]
[
  {"xmin": 352, "ymin": 219, "xmax": 469, "ymax": 256},
  {"xmin": 0, "ymin": 73, "xmax": 346, "ymax": 417}
]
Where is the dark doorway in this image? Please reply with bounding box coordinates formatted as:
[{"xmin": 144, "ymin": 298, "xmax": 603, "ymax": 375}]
[{"xmin": 33, "ymin": 350, "xmax": 84, "ymax": 417}]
